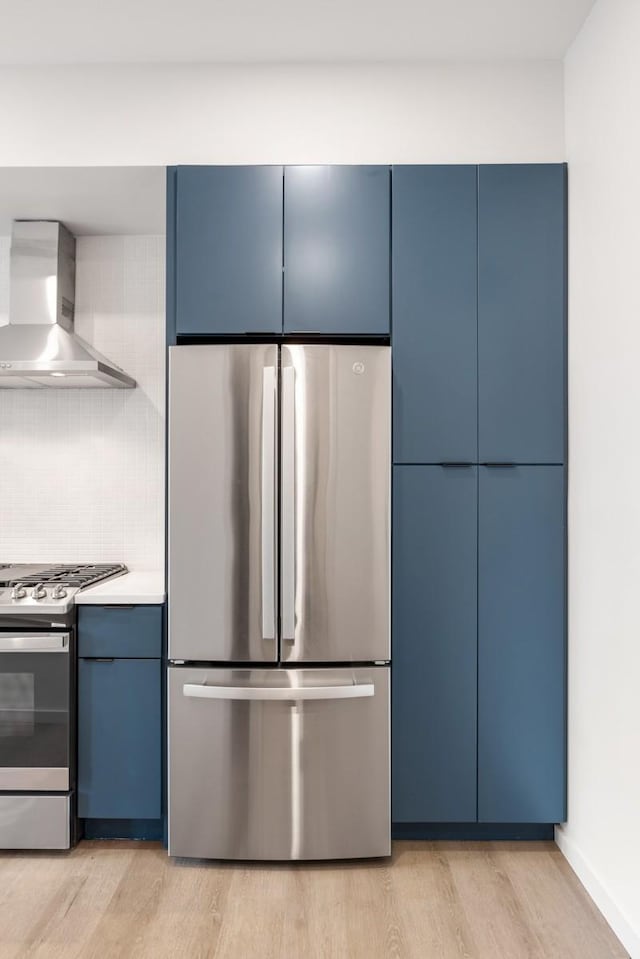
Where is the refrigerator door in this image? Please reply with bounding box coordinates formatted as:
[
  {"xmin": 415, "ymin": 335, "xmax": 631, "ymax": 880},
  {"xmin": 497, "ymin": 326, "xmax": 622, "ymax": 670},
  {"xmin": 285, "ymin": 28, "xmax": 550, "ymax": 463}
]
[
  {"xmin": 168, "ymin": 345, "xmax": 278, "ymax": 662},
  {"xmin": 280, "ymin": 344, "xmax": 390, "ymax": 663},
  {"xmin": 168, "ymin": 665, "xmax": 390, "ymax": 860}
]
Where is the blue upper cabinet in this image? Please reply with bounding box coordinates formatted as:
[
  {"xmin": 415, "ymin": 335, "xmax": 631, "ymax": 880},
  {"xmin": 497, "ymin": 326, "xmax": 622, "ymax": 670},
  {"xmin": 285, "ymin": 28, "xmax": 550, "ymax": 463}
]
[
  {"xmin": 478, "ymin": 466, "xmax": 566, "ymax": 823},
  {"xmin": 283, "ymin": 166, "xmax": 390, "ymax": 335},
  {"xmin": 393, "ymin": 465, "xmax": 478, "ymax": 823},
  {"xmin": 392, "ymin": 166, "xmax": 477, "ymax": 463},
  {"xmin": 478, "ymin": 164, "xmax": 566, "ymax": 464},
  {"xmin": 174, "ymin": 166, "xmax": 283, "ymax": 335}
]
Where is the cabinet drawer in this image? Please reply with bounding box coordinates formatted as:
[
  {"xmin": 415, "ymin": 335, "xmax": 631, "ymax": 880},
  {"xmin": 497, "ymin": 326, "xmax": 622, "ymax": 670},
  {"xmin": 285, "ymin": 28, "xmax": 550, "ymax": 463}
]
[{"xmin": 78, "ymin": 605, "xmax": 163, "ymax": 658}]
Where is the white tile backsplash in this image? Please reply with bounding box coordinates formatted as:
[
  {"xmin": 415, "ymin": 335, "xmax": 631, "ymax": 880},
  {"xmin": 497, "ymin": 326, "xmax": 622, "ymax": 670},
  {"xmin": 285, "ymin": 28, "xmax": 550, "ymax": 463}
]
[{"xmin": 0, "ymin": 234, "xmax": 165, "ymax": 568}]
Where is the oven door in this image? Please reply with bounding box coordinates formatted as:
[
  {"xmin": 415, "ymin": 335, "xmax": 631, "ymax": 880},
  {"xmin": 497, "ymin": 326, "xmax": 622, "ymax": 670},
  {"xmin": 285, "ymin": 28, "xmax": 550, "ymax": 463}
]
[{"xmin": 0, "ymin": 633, "xmax": 71, "ymax": 791}]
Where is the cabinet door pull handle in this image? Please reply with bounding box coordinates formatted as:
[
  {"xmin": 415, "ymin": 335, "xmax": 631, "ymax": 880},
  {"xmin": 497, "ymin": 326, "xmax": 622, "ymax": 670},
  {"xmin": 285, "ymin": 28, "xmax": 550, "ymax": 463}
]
[
  {"xmin": 440, "ymin": 462, "xmax": 473, "ymax": 468},
  {"xmin": 101, "ymin": 604, "xmax": 136, "ymax": 609},
  {"xmin": 483, "ymin": 463, "xmax": 517, "ymax": 468}
]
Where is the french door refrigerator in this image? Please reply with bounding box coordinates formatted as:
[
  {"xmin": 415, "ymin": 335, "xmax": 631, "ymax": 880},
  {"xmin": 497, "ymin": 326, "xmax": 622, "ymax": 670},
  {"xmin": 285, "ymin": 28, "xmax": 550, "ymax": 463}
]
[{"xmin": 168, "ymin": 343, "xmax": 390, "ymax": 860}]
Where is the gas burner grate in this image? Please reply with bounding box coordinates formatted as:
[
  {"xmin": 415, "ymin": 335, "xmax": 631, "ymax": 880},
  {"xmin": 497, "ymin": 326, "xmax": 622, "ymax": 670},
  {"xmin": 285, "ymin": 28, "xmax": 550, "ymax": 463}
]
[{"xmin": 10, "ymin": 563, "xmax": 128, "ymax": 589}]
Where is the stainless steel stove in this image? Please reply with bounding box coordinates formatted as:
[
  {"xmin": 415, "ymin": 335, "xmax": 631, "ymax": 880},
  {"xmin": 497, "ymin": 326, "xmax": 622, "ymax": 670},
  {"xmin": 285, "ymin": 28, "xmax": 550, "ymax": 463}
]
[
  {"xmin": 0, "ymin": 563, "xmax": 127, "ymax": 615},
  {"xmin": 0, "ymin": 562, "xmax": 127, "ymax": 850}
]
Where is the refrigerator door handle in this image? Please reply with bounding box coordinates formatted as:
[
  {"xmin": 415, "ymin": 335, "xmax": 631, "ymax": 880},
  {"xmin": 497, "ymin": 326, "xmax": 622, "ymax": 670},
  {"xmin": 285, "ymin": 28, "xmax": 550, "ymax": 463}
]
[
  {"xmin": 261, "ymin": 365, "xmax": 277, "ymax": 641},
  {"xmin": 281, "ymin": 365, "xmax": 296, "ymax": 642},
  {"xmin": 182, "ymin": 682, "xmax": 375, "ymax": 701}
]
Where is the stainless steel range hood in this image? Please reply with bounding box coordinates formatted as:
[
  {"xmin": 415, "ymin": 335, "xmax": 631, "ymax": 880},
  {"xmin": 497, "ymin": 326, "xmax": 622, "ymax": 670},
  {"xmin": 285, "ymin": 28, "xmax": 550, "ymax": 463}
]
[{"xmin": 0, "ymin": 221, "xmax": 135, "ymax": 388}]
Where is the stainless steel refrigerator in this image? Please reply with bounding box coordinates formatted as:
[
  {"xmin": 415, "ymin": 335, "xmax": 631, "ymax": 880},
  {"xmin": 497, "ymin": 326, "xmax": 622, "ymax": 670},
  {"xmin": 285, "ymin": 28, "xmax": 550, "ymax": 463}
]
[{"xmin": 168, "ymin": 343, "xmax": 390, "ymax": 860}]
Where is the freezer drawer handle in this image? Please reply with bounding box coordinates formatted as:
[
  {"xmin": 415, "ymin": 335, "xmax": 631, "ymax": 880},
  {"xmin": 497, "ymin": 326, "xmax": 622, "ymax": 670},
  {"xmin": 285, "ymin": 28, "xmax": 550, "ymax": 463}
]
[
  {"xmin": 261, "ymin": 365, "xmax": 277, "ymax": 641},
  {"xmin": 182, "ymin": 683, "xmax": 375, "ymax": 701}
]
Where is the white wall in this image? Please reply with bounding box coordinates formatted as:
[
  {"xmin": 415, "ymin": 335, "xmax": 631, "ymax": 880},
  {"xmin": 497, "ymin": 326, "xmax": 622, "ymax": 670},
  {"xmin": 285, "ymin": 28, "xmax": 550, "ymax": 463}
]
[
  {"xmin": 0, "ymin": 62, "xmax": 564, "ymax": 166},
  {"xmin": 0, "ymin": 235, "xmax": 165, "ymax": 570},
  {"xmin": 558, "ymin": 2, "xmax": 640, "ymax": 956}
]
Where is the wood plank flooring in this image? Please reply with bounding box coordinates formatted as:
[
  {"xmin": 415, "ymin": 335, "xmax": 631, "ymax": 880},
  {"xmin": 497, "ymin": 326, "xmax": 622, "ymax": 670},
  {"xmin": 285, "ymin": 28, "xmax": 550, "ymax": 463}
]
[{"xmin": 0, "ymin": 841, "xmax": 628, "ymax": 959}]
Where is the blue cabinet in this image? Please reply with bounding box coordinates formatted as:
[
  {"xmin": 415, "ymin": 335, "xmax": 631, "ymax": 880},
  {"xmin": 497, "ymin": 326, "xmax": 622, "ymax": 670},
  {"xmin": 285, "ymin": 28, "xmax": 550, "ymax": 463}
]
[
  {"xmin": 392, "ymin": 166, "xmax": 478, "ymax": 463},
  {"xmin": 78, "ymin": 605, "xmax": 163, "ymax": 658},
  {"xmin": 284, "ymin": 166, "xmax": 390, "ymax": 334},
  {"xmin": 174, "ymin": 166, "xmax": 283, "ymax": 335},
  {"xmin": 478, "ymin": 164, "xmax": 566, "ymax": 464},
  {"xmin": 478, "ymin": 466, "xmax": 566, "ymax": 822},
  {"xmin": 170, "ymin": 165, "xmax": 391, "ymax": 337},
  {"xmin": 392, "ymin": 465, "xmax": 478, "ymax": 822},
  {"xmin": 391, "ymin": 462, "xmax": 566, "ymax": 828},
  {"xmin": 78, "ymin": 657, "xmax": 162, "ymax": 820},
  {"xmin": 392, "ymin": 163, "xmax": 566, "ymax": 465},
  {"xmin": 77, "ymin": 605, "xmax": 163, "ymax": 825}
]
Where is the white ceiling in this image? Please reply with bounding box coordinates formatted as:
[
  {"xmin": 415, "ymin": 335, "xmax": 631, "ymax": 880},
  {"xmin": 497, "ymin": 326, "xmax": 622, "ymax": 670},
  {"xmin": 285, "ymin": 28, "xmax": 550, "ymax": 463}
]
[
  {"xmin": 0, "ymin": 0, "xmax": 595, "ymax": 63},
  {"xmin": 0, "ymin": 168, "xmax": 165, "ymax": 236}
]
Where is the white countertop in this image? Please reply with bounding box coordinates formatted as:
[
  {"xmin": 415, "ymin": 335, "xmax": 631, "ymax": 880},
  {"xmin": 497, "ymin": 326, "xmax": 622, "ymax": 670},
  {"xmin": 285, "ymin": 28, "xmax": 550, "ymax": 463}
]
[{"xmin": 75, "ymin": 571, "xmax": 165, "ymax": 605}]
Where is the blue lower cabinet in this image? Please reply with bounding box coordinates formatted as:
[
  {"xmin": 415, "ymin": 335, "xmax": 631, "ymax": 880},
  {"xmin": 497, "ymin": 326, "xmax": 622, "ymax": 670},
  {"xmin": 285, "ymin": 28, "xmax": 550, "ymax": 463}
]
[
  {"xmin": 392, "ymin": 465, "xmax": 478, "ymax": 823},
  {"xmin": 78, "ymin": 658, "xmax": 162, "ymax": 821},
  {"xmin": 478, "ymin": 466, "xmax": 566, "ymax": 823}
]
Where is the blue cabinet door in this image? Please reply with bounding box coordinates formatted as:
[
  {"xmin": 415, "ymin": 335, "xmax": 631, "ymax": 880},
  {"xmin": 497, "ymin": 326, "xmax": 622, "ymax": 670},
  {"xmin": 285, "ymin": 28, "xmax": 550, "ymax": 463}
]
[
  {"xmin": 392, "ymin": 165, "xmax": 477, "ymax": 464},
  {"xmin": 393, "ymin": 465, "xmax": 478, "ymax": 822},
  {"xmin": 284, "ymin": 166, "xmax": 390, "ymax": 334},
  {"xmin": 478, "ymin": 466, "xmax": 566, "ymax": 822},
  {"xmin": 175, "ymin": 166, "xmax": 283, "ymax": 335},
  {"xmin": 478, "ymin": 164, "xmax": 566, "ymax": 464},
  {"xmin": 78, "ymin": 658, "xmax": 162, "ymax": 820}
]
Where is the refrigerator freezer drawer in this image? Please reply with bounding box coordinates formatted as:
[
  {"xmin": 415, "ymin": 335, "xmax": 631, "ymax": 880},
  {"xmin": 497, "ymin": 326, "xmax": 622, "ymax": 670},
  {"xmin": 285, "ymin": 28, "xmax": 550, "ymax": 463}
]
[{"xmin": 168, "ymin": 666, "xmax": 390, "ymax": 861}]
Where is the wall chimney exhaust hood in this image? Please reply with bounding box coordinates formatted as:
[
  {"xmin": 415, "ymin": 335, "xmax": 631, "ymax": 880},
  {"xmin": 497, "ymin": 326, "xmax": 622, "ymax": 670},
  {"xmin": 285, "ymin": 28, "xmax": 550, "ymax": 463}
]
[{"xmin": 0, "ymin": 220, "xmax": 135, "ymax": 388}]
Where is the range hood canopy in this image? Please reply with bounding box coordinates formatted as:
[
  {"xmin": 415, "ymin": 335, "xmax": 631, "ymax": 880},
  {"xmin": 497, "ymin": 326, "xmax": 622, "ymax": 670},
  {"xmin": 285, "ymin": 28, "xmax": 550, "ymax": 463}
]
[{"xmin": 0, "ymin": 220, "xmax": 135, "ymax": 388}]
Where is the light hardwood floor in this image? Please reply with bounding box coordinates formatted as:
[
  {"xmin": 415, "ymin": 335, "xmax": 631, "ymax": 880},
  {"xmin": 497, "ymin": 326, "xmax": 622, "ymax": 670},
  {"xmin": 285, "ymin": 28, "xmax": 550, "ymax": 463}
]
[{"xmin": 0, "ymin": 840, "xmax": 627, "ymax": 959}]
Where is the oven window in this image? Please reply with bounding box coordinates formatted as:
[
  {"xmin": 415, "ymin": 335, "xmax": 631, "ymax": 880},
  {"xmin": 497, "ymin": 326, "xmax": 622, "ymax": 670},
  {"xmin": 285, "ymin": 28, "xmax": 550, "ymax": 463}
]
[
  {"xmin": 0, "ymin": 653, "xmax": 69, "ymax": 769},
  {"xmin": 0, "ymin": 673, "xmax": 35, "ymax": 737}
]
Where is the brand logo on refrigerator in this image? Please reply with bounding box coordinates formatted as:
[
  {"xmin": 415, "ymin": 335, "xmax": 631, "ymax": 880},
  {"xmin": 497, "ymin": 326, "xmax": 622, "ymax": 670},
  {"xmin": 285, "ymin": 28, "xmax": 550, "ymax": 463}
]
[{"xmin": 352, "ymin": 362, "xmax": 365, "ymax": 375}]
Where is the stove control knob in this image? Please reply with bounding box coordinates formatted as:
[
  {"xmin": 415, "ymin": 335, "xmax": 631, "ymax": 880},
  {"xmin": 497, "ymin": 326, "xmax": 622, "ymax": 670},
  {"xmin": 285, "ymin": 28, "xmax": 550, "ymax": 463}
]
[
  {"xmin": 11, "ymin": 584, "xmax": 26, "ymax": 600},
  {"xmin": 52, "ymin": 584, "xmax": 68, "ymax": 600},
  {"xmin": 31, "ymin": 584, "xmax": 47, "ymax": 600}
]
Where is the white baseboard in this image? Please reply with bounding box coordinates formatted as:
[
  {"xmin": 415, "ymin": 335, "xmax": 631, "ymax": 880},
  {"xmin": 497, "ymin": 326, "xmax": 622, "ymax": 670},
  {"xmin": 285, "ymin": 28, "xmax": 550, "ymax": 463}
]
[{"xmin": 555, "ymin": 827, "xmax": 640, "ymax": 959}]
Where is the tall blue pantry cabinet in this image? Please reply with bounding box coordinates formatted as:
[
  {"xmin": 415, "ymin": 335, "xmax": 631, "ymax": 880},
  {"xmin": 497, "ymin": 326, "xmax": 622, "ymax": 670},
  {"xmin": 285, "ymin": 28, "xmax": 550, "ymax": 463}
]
[
  {"xmin": 392, "ymin": 163, "xmax": 567, "ymax": 832},
  {"xmin": 167, "ymin": 163, "xmax": 567, "ymax": 834}
]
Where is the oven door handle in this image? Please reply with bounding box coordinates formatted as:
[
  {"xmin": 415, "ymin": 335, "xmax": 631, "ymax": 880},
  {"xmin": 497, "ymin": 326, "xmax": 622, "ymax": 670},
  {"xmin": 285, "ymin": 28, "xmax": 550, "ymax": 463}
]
[{"xmin": 0, "ymin": 634, "xmax": 69, "ymax": 652}]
